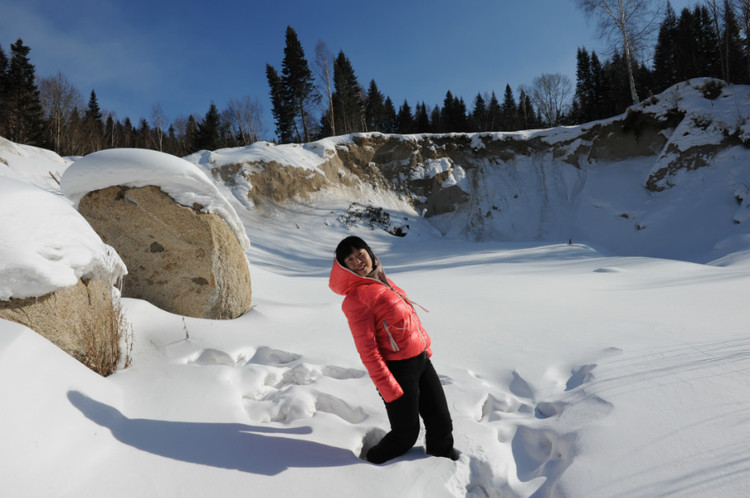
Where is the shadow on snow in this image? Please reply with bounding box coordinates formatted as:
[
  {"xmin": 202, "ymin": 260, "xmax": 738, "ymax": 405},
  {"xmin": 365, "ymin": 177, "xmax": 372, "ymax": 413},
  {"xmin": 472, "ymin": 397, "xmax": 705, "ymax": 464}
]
[{"xmin": 67, "ymin": 390, "xmax": 360, "ymax": 475}]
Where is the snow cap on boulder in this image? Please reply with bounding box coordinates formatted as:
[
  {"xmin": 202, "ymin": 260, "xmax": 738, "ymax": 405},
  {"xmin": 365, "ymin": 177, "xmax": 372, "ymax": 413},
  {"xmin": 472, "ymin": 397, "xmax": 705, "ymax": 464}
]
[
  {"xmin": 0, "ymin": 176, "xmax": 126, "ymax": 301},
  {"xmin": 61, "ymin": 148, "xmax": 250, "ymax": 250}
]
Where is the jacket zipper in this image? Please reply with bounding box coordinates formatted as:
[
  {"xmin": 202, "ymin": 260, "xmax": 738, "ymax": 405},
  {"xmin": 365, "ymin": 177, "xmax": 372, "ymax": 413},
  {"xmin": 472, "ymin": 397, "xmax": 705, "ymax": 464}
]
[{"xmin": 382, "ymin": 321, "xmax": 400, "ymax": 352}]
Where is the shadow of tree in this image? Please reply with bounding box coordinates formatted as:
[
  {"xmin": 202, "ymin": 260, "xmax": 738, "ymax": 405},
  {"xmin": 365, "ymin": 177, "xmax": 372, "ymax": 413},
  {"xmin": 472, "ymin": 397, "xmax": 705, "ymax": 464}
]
[{"xmin": 68, "ymin": 390, "xmax": 360, "ymax": 475}]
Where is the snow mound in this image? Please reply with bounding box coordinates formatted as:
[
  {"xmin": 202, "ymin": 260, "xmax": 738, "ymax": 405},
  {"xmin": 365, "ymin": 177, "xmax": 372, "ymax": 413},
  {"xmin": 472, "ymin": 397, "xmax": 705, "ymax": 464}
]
[
  {"xmin": 0, "ymin": 136, "xmax": 70, "ymax": 192},
  {"xmin": 0, "ymin": 177, "xmax": 126, "ymax": 300},
  {"xmin": 184, "ymin": 138, "xmax": 346, "ymax": 171},
  {"xmin": 61, "ymin": 148, "xmax": 250, "ymax": 250}
]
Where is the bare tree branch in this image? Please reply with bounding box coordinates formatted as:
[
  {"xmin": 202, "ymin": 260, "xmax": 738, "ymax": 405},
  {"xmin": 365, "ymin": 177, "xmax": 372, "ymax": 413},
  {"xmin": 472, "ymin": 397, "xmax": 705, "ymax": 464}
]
[{"xmin": 526, "ymin": 73, "xmax": 573, "ymax": 126}]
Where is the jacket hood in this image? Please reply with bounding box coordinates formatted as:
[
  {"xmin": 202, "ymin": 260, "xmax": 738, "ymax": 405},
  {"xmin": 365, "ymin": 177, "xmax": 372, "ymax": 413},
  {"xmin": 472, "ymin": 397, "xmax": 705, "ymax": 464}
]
[{"xmin": 328, "ymin": 256, "xmax": 386, "ymax": 296}]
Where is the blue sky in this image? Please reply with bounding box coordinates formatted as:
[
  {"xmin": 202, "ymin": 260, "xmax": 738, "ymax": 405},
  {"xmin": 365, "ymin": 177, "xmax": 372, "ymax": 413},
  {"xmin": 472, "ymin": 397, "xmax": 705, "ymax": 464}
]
[{"xmin": 1, "ymin": 0, "xmax": 697, "ymax": 139}]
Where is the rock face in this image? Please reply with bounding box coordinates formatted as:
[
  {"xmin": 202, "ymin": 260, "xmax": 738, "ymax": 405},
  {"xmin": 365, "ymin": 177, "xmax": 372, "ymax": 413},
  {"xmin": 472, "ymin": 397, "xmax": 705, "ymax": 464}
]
[
  {"xmin": 199, "ymin": 79, "xmax": 748, "ymax": 250},
  {"xmin": 0, "ymin": 278, "xmax": 121, "ymax": 374},
  {"xmin": 77, "ymin": 185, "xmax": 251, "ymax": 319}
]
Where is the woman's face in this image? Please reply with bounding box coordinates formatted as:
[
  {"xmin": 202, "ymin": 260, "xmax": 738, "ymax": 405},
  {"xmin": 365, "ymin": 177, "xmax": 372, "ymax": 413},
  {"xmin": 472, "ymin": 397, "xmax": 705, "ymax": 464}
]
[{"xmin": 344, "ymin": 248, "xmax": 373, "ymax": 277}]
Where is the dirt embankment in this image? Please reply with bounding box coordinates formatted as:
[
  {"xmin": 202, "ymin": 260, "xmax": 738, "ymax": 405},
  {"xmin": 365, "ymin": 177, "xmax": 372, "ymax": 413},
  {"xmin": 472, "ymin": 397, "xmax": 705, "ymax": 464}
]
[{"xmin": 208, "ymin": 84, "xmax": 745, "ymax": 212}]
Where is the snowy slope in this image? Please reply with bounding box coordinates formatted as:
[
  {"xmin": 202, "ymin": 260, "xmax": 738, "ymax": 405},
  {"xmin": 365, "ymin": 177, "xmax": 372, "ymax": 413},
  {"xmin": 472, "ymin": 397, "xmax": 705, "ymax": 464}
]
[{"xmin": 1, "ymin": 81, "xmax": 749, "ymax": 498}]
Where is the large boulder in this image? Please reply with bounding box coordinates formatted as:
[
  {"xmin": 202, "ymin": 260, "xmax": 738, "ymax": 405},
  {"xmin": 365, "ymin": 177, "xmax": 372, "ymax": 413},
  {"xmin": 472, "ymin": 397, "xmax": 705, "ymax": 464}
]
[
  {"xmin": 0, "ymin": 279, "xmax": 122, "ymax": 374},
  {"xmin": 0, "ymin": 176, "xmax": 127, "ymax": 376},
  {"xmin": 60, "ymin": 148, "xmax": 252, "ymax": 320},
  {"xmin": 77, "ymin": 185, "xmax": 252, "ymax": 319}
]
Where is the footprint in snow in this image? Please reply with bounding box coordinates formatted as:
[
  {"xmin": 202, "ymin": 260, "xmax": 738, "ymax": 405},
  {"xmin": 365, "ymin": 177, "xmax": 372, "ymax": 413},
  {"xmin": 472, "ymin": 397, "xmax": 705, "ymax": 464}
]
[
  {"xmin": 478, "ymin": 392, "xmax": 533, "ymax": 422},
  {"xmin": 460, "ymin": 361, "xmax": 615, "ymax": 496},
  {"xmin": 321, "ymin": 365, "xmax": 366, "ymax": 380},
  {"xmin": 356, "ymin": 427, "xmax": 387, "ymax": 460},
  {"xmin": 565, "ymin": 363, "xmax": 597, "ymax": 391},
  {"xmin": 315, "ymin": 392, "xmax": 368, "ymax": 424},
  {"xmin": 236, "ymin": 346, "xmax": 369, "ymax": 426},
  {"xmin": 509, "ymin": 370, "xmax": 535, "ymax": 399},
  {"xmin": 189, "ymin": 348, "xmax": 236, "ymax": 367},
  {"xmin": 248, "ymin": 346, "xmax": 302, "ymax": 366},
  {"xmin": 511, "ymin": 425, "xmax": 576, "ymax": 490}
]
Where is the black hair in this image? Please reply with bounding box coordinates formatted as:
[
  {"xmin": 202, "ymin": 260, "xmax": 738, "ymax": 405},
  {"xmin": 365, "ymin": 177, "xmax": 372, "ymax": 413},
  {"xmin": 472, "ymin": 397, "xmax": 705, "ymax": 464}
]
[{"xmin": 335, "ymin": 236, "xmax": 376, "ymax": 268}]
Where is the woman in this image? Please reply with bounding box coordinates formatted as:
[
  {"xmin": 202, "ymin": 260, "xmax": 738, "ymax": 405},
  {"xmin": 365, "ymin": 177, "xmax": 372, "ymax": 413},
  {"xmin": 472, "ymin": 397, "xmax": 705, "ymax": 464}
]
[{"xmin": 328, "ymin": 235, "xmax": 457, "ymax": 464}]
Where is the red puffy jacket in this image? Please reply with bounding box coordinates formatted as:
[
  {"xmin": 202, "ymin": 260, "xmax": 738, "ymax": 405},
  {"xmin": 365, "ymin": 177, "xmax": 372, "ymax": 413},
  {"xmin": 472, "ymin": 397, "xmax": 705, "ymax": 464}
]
[{"xmin": 329, "ymin": 258, "xmax": 432, "ymax": 403}]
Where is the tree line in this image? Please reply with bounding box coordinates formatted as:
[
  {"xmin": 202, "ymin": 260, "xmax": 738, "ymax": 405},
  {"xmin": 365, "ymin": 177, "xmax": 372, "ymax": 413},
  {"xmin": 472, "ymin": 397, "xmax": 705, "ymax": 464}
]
[
  {"xmin": 1, "ymin": 0, "xmax": 748, "ymax": 155},
  {"xmin": 268, "ymin": 0, "xmax": 749, "ymax": 142},
  {"xmin": 0, "ymin": 39, "xmax": 264, "ymax": 157},
  {"xmin": 572, "ymin": 0, "xmax": 750, "ymax": 123}
]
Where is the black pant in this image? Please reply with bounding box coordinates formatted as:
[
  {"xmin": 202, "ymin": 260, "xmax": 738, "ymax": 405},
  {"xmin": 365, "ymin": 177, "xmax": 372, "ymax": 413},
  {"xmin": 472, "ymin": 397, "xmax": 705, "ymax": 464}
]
[{"xmin": 366, "ymin": 352, "xmax": 454, "ymax": 464}]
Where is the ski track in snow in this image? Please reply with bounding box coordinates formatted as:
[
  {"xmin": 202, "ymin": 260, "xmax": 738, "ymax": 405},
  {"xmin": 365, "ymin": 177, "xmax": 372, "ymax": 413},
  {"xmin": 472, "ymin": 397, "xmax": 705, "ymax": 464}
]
[{"xmin": 186, "ymin": 342, "xmax": 621, "ymax": 497}]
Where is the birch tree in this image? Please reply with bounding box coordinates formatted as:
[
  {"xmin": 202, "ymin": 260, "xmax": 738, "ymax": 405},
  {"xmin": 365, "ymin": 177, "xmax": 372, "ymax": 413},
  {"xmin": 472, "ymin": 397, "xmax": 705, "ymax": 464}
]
[
  {"xmin": 151, "ymin": 103, "xmax": 166, "ymax": 151},
  {"xmin": 739, "ymin": 0, "xmax": 750, "ymax": 81},
  {"xmin": 38, "ymin": 71, "xmax": 82, "ymax": 154},
  {"xmin": 223, "ymin": 96, "xmax": 264, "ymax": 145},
  {"xmin": 574, "ymin": 0, "xmax": 659, "ymax": 104},
  {"xmin": 315, "ymin": 40, "xmax": 336, "ymax": 136}
]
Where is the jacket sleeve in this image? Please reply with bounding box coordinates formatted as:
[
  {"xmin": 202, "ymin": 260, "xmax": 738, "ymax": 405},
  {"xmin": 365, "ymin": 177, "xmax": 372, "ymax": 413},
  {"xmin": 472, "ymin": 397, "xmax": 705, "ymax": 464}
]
[{"xmin": 342, "ymin": 295, "xmax": 404, "ymax": 403}]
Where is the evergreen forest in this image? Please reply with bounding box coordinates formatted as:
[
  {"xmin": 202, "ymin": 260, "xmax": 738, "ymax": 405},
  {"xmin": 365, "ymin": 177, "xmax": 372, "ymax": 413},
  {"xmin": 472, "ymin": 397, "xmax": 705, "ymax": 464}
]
[{"xmin": 0, "ymin": 1, "xmax": 748, "ymax": 157}]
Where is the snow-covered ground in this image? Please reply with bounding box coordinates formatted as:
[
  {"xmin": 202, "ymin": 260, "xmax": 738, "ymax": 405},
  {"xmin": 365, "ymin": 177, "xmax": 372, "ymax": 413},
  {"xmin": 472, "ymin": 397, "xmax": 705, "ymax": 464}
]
[{"xmin": 1, "ymin": 85, "xmax": 749, "ymax": 496}]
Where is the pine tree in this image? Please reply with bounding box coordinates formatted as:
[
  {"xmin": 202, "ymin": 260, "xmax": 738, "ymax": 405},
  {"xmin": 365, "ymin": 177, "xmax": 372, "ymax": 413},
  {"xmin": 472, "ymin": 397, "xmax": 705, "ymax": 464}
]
[
  {"xmin": 517, "ymin": 90, "xmax": 536, "ymax": 129},
  {"xmin": 194, "ymin": 103, "xmax": 221, "ymax": 151},
  {"xmin": 332, "ymin": 51, "xmax": 365, "ymax": 134},
  {"xmin": 429, "ymin": 105, "xmax": 442, "ymax": 133},
  {"xmin": 396, "ymin": 100, "xmax": 414, "ymax": 134},
  {"xmin": 456, "ymin": 97, "xmax": 468, "ymax": 131},
  {"xmin": 165, "ymin": 125, "xmax": 179, "ymax": 156},
  {"xmin": 589, "ymin": 52, "xmax": 605, "ymax": 119},
  {"xmin": 440, "ymin": 91, "xmax": 467, "ymax": 132},
  {"xmin": 364, "ymin": 80, "xmax": 386, "ymax": 132},
  {"xmin": 4, "ymin": 39, "xmax": 46, "ymax": 146},
  {"xmin": 382, "ymin": 97, "xmax": 397, "ymax": 133},
  {"xmin": 471, "ymin": 93, "xmax": 487, "ymax": 132},
  {"xmin": 85, "ymin": 90, "xmax": 102, "ymax": 125},
  {"xmin": 674, "ymin": 8, "xmax": 697, "ymax": 82},
  {"xmin": 183, "ymin": 115, "xmax": 197, "ymax": 154},
  {"xmin": 440, "ymin": 91, "xmax": 454, "ymax": 132},
  {"xmin": 122, "ymin": 117, "xmax": 134, "ymax": 149},
  {"xmin": 696, "ymin": 6, "xmax": 721, "ymax": 79},
  {"xmin": 414, "ymin": 102, "xmax": 430, "ymax": 133},
  {"xmin": 280, "ymin": 26, "xmax": 318, "ymax": 142},
  {"xmin": 500, "ymin": 84, "xmax": 517, "ymax": 130},
  {"xmin": 266, "ymin": 63, "xmax": 295, "ymax": 143},
  {"xmin": 487, "ymin": 91, "xmax": 501, "ymax": 131},
  {"xmin": 722, "ymin": 0, "xmax": 746, "ymax": 82},
  {"xmin": 135, "ymin": 118, "xmax": 152, "ymax": 149},
  {"xmin": 673, "ymin": 7, "xmax": 720, "ymax": 82},
  {"xmin": 573, "ymin": 48, "xmax": 607, "ymax": 123},
  {"xmin": 653, "ymin": 3, "xmax": 679, "ymax": 92},
  {"xmin": 84, "ymin": 90, "xmax": 104, "ymax": 153},
  {"xmin": 574, "ymin": 47, "xmax": 592, "ymax": 123}
]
